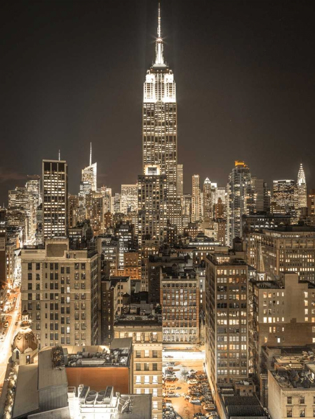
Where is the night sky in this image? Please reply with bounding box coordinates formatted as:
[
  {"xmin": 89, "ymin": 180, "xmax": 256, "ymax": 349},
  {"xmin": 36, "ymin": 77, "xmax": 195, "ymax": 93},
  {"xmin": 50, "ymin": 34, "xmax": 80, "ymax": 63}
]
[{"xmin": 1, "ymin": 0, "xmax": 315, "ymax": 204}]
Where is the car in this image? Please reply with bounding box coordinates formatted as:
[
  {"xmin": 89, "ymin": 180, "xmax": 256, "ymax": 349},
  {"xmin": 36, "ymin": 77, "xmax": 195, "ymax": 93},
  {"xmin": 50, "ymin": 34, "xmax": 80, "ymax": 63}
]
[
  {"xmin": 188, "ymin": 379, "xmax": 198, "ymax": 384},
  {"xmin": 190, "ymin": 398, "xmax": 201, "ymax": 405}
]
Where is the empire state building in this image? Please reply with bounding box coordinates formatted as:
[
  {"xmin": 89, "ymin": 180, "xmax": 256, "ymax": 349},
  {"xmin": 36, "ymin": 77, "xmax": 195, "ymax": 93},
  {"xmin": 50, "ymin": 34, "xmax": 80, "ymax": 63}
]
[{"xmin": 142, "ymin": 2, "xmax": 180, "ymax": 226}]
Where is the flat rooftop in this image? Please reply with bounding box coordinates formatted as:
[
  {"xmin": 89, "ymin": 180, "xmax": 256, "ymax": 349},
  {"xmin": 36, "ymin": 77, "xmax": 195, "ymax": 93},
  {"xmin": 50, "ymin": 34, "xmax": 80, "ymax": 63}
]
[{"xmin": 64, "ymin": 339, "xmax": 132, "ymax": 368}]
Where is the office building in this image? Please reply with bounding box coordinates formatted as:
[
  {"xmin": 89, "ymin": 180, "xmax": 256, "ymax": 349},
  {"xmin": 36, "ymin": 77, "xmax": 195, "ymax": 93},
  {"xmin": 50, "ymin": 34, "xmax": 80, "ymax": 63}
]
[
  {"xmin": 192, "ymin": 174, "xmax": 202, "ymax": 222},
  {"xmin": 81, "ymin": 142, "xmax": 97, "ymax": 192},
  {"xmin": 205, "ymin": 252, "xmax": 249, "ymax": 392},
  {"xmin": 42, "ymin": 159, "xmax": 68, "ymax": 239},
  {"xmin": 161, "ymin": 266, "xmax": 200, "ymax": 344},
  {"xmin": 120, "ymin": 184, "xmax": 138, "ymax": 215},
  {"xmin": 21, "ymin": 239, "xmax": 100, "ymax": 348},
  {"xmin": 249, "ymin": 274, "xmax": 315, "ymax": 379},
  {"xmin": 245, "ymin": 225, "xmax": 315, "ymax": 283},
  {"xmin": 203, "ymin": 177, "xmax": 213, "ymax": 222},
  {"xmin": 297, "ymin": 163, "xmax": 307, "ymax": 209},
  {"xmin": 271, "ymin": 179, "xmax": 296, "ymax": 215},
  {"xmin": 142, "ymin": 3, "xmax": 180, "ymax": 226},
  {"xmin": 226, "ymin": 161, "xmax": 254, "ymax": 246},
  {"xmin": 138, "ymin": 165, "xmax": 167, "ymax": 247},
  {"xmin": 177, "ymin": 164, "xmax": 183, "ymax": 197}
]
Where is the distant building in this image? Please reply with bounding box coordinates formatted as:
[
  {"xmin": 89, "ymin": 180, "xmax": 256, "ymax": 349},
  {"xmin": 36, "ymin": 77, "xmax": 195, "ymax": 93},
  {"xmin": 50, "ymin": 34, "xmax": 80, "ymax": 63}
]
[
  {"xmin": 192, "ymin": 175, "xmax": 202, "ymax": 222},
  {"xmin": 271, "ymin": 179, "xmax": 296, "ymax": 215},
  {"xmin": 176, "ymin": 164, "xmax": 183, "ymax": 197},
  {"xmin": 226, "ymin": 161, "xmax": 254, "ymax": 246},
  {"xmin": 81, "ymin": 142, "xmax": 97, "ymax": 192},
  {"xmin": 138, "ymin": 165, "xmax": 167, "ymax": 247},
  {"xmin": 120, "ymin": 184, "xmax": 138, "ymax": 215},
  {"xmin": 42, "ymin": 159, "xmax": 68, "ymax": 239},
  {"xmin": 297, "ymin": 163, "xmax": 307, "ymax": 209}
]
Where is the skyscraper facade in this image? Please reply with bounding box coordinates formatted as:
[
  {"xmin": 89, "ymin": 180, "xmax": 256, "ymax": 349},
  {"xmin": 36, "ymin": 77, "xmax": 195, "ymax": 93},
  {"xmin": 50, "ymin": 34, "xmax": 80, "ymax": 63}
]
[
  {"xmin": 42, "ymin": 159, "xmax": 68, "ymax": 239},
  {"xmin": 226, "ymin": 161, "xmax": 254, "ymax": 246},
  {"xmin": 81, "ymin": 142, "xmax": 97, "ymax": 192},
  {"xmin": 177, "ymin": 164, "xmax": 184, "ymax": 197},
  {"xmin": 297, "ymin": 163, "xmax": 307, "ymax": 209},
  {"xmin": 142, "ymin": 3, "xmax": 179, "ymax": 227},
  {"xmin": 192, "ymin": 174, "xmax": 201, "ymax": 222},
  {"xmin": 120, "ymin": 184, "xmax": 138, "ymax": 214}
]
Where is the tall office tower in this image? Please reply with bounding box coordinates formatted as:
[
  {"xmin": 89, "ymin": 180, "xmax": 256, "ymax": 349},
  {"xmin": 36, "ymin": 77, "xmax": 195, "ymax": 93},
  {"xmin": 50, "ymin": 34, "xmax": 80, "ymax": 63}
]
[
  {"xmin": 226, "ymin": 161, "xmax": 254, "ymax": 246},
  {"xmin": 205, "ymin": 252, "xmax": 249, "ymax": 392},
  {"xmin": 113, "ymin": 193, "xmax": 121, "ymax": 214},
  {"xmin": 271, "ymin": 179, "xmax": 296, "ymax": 214},
  {"xmin": 192, "ymin": 175, "xmax": 201, "ymax": 222},
  {"xmin": 120, "ymin": 184, "xmax": 138, "ymax": 214},
  {"xmin": 86, "ymin": 192, "xmax": 104, "ymax": 236},
  {"xmin": 0, "ymin": 209, "xmax": 6, "ymax": 288},
  {"xmin": 251, "ymin": 177, "xmax": 268, "ymax": 213},
  {"xmin": 25, "ymin": 178, "xmax": 41, "ymax": 244},
  {"xmin": 203, "ymin": 178, "xmax": 213, "ymax": 222},
  {"xmin": 81, "ymin": 142, "xmax": 97, "ymax": 192},
  {"xmin": 115, "ymin": 221, "xmax": 134, "ymax": 270},
  {"xmin": 138, "ymin": 165, "xmax": 167, "ymax": 248},
  {"xmin": 21, "ymin": 239, "xmax": 100, "ymax": 348},
  {"xmin": 42, "ymin": 159, "xmax": 68, "ymax": 239},
  {"xmin": 99, "ymin": 186, "xmax": 112, "ymax": 214},
  {"xmin": 297, "ymin": 163, "xmax": 307, "ymax": 209},
  {"xmin": 142, "ymin": 3, "xmax": 180, "ymax": 227},
  {"xmin": 68, "ymin": 194, "xmax": 79, "ymax": 229},
  {"xmin": 177, "ymin": 164, "xmax": 184, "ymax": 197}
]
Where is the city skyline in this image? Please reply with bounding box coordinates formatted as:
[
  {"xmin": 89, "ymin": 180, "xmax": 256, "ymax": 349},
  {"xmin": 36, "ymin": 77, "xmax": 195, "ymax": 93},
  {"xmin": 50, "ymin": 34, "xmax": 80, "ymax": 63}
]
[{"xmin": 1, "ymin": 0, "xmax": 315, "ymax": 204}]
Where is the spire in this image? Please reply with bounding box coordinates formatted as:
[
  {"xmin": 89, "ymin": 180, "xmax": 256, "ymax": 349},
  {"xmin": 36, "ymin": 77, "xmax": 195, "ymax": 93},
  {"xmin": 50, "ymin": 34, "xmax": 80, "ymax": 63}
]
[
  {"xmin": 58, "ymin": 150, "xmax": 61, "ymax": 161},
  {"xmin": 297, "ymin": 163, "xmax": 306, "ymax": 186},
  {"xmin": 154, "ymin": 1, "xmax": 165, "ymax": 66},
  {"xmin": 90, "ymin": 142, "xmax": 92, "ymax": 166}
]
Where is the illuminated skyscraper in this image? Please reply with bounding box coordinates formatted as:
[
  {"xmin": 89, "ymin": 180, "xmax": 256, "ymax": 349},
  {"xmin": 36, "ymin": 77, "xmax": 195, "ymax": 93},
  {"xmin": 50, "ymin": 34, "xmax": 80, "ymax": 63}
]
[
  {"xmin": 42, "ymin": 159, "xmax": 68, "ymax": 239},
  {"xmin": 227, "ymin": 161, "xmax": 254, "ymax": 246},
  {"xmin": 177, "ymin": 164, "xmax": 183, "ymax": 197},
  {"xmin": 297, "ymin": 163, "xmax": 307, "ymax": 208},
  {"xmin": 192, "ymin": 175, "xmax": 201, "ymax": 222},
  {"xmin": 142, "ymin": 3, "xmax": 179, "ymax": 227},
  {"xmin": 120, "ymin": 184, "xmax": 138, "ymax": 214},
  {"xmin": 81, "ymin": 142, "xmax": 97, "ymax": 192}
]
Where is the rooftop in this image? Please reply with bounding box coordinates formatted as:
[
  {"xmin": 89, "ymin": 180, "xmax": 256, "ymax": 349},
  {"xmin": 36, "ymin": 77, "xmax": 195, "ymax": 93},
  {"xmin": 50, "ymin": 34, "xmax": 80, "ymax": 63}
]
[
  {"xmin": 271, "ymin": 350, "xmax": 315, "ymax": 390},
  {"xmin": 64, "ymin": 339, "xmax": 132, "ymax": 368}
]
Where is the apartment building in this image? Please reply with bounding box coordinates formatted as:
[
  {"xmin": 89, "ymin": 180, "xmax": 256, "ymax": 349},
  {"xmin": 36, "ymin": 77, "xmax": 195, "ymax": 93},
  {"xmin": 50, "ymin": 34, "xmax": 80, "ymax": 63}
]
[{"xmin": 21, "ymin": 239, "xmax": 100, "ymax": 348}]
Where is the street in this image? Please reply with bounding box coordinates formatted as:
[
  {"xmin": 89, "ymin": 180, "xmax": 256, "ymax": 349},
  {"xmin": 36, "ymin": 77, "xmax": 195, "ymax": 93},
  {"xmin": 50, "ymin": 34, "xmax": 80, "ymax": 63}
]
[{"xmin": 0, "ymin": 290, "xmax": 21, "ymax": 391}]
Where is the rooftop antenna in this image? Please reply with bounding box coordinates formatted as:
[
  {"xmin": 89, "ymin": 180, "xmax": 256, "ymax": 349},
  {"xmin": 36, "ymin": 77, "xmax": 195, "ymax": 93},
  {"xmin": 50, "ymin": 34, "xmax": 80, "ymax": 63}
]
[
  {"xmin": 154, "ymin": 1, "xmax": 165, "ymax": 65},
  {"xmin": 90, "ymin": 142, "xmax": 92, "ymax": 166},
  {"xmin": 58, "ymin": 150, "xmax": 61, "ymax": 161}
]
